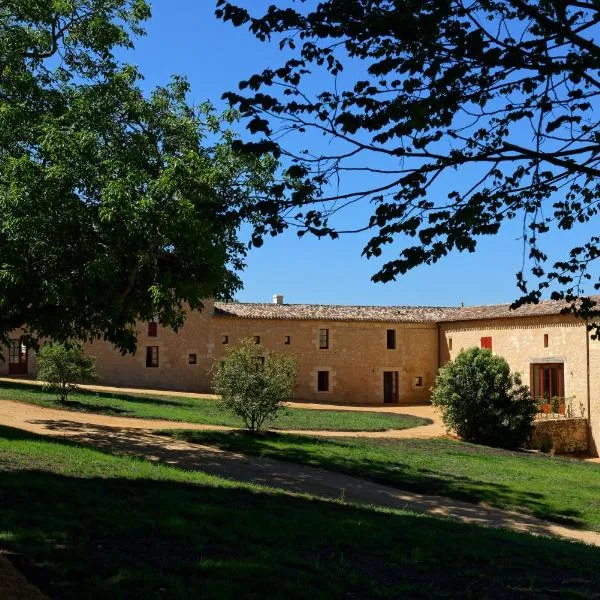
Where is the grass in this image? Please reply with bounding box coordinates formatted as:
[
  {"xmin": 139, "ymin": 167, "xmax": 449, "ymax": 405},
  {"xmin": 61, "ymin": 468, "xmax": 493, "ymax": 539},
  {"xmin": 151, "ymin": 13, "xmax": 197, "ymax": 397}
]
[
  {"xmin": 2, "ymin": 425, "xmax": 600, "ymax": 599},
  {"xmin": 0, "ymin": 380, "xmax": 428, "ymax": 431},
  {"xmin": 163, "ymin": 430, "xmax": 600, "ymax": 532}
]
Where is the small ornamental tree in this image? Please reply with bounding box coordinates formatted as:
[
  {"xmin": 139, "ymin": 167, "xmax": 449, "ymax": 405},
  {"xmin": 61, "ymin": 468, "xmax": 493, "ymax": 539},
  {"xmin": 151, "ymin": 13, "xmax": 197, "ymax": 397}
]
[
  {"xmin": 37, "ymin": 344, "xmax": 99, "ymax": 403},
  {"xmin": 212, "ymin": 339, "xmax": 297, "ymax": 432},
  {"xmin": 431, "ymin": 347, "xmax": 536, "ymax": 450}
]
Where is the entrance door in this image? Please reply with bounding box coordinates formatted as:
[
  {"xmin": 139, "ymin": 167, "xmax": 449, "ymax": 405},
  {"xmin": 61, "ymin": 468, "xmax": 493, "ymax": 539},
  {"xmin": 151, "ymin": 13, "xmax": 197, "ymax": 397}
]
[
  {"xmin": 531, "ymin": 363, "xmax": 564, "ymax": 401},
  {"xmin": 8, "ymin": 339, "xmax": 27, "ymax": 375},
  {"xmin": 383, "ymin": 371, "xmax": 398, "ymax": 404}
]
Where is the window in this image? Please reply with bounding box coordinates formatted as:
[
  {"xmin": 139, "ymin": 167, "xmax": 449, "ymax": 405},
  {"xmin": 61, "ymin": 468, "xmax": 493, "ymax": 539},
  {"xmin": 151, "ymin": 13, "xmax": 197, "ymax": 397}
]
[
  {"xmin": 448, "ymin": 337, "xmax": 453, "ymax": 351},
  {"xmin": 222, "ymin": 335, "xmax": 229, "ymax": 345},
  {"xmin": 480, "ymin": 336, "xmax": 492, "ymax": 351},
  {"xmin": 317, "ymin": 370, "xmax": 329, "ymax": 392},
  {"xmin": 148, "ymin": 321, "xmax": 157, "ymax": 337},
  {"xmin": 254, "ymin": 335, "xmax": 261, "ymax": 345},
  {"xmin": 146, "ymin": 346, "xmax": 159, "ymax": 368},
  {"xmin": 544, "ymin": 333, "xmax": 549, "ymax": 348},
  {"xmin": 386, "ymin": 329, "xmax": 396, "ymax": 350},
  {"xmin": 531, "ymin": 363, "xmax": 564, "ymax": 401},
  {"xmin": 284, "ymin": 335, "xmax": 291, "ymax": 345},
  {"xmin": 188, "ymin": 353, "xmax": 197, "ymax": 365},
  {"xmin": 415, "ymin": 376, "xmax": 423, "ymax": 387},
  {"xmin": 319, "ymin": 328, "xmax": 329, "ymax": 349},
  {"xmin": 253, "ymin": 356, "xmax": 265, "ymax": 370}
]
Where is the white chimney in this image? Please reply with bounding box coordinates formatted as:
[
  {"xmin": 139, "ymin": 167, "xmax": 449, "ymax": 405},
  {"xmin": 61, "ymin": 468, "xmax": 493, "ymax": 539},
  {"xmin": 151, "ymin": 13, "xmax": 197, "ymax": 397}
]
[{"xmin": 273, "ymin": 294, "xmax": 284, "ymax": 305}]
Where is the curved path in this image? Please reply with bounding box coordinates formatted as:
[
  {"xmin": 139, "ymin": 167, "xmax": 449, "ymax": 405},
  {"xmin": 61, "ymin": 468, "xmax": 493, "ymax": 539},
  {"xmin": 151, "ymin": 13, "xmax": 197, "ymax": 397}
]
[{"xmin": 1, "ymin": 399, "xmax": 600, "ymax": 548}]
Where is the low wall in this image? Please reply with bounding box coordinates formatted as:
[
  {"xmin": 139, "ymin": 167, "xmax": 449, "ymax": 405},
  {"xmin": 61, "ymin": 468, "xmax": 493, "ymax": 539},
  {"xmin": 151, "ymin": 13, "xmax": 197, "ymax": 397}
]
[{"xmin": 528, "ymin": 418, "xmax": 589, "ymax": 455}]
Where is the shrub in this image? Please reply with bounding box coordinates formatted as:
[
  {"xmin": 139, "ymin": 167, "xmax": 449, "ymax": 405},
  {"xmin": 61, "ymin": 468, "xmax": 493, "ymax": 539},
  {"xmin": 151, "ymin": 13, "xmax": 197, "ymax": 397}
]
[
  {"xmin": 212, "ymin": 339, "xmax": 297, "ymax": 432},
  {"xmin": 431, "ymin": 347, "xmax": 536, "ymax": 449},
  {"xmin": 37, "ymin": 343, "xmax": 98, "ymax": 403}
]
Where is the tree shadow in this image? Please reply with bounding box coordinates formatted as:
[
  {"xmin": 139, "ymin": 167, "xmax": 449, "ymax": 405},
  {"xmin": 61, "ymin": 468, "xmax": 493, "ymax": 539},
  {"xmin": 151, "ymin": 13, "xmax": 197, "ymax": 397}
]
[
  {"xmin": 2, "ymin": 425, "xmax": 600, "ymax": 599},
  {"xmin": 162, "ymin": 430, "xmax": 589, "ymax": 529}
]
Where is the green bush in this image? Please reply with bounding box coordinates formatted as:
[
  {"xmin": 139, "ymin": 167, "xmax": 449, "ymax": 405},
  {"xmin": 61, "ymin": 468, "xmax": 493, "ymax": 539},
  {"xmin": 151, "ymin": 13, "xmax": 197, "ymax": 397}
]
[
  {"xmin": 212, "ymin": 339, "xmax": 297, "ymax": 432},
  {"xmin": 37, "ymin": 343, "xmax": 98, "ymax": 403},
  {"xmin": 431, "ymin": 347, "xmax": 536, "ymax": 449}
]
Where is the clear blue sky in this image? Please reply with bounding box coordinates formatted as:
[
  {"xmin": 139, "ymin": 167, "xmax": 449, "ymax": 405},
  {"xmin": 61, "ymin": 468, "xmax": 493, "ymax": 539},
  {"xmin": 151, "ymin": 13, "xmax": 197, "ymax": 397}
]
[{"xmin": 119, "ymin": 0, "xmax": 596, "ymax": 307}]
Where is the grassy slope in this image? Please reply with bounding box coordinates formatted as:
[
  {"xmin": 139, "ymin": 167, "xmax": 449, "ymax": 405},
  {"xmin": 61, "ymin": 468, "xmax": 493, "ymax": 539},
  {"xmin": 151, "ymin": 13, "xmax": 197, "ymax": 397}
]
[
  {"xmin": 164, "ymin": 431, "xmax": 600, "ymax": 532},
  {"xmin": 0, "ymin": 381, "xmax": 427, "ymax": 431},
  {"xmin": 2, "ymin": 426, "xmax": 600, "ymax": 599}
]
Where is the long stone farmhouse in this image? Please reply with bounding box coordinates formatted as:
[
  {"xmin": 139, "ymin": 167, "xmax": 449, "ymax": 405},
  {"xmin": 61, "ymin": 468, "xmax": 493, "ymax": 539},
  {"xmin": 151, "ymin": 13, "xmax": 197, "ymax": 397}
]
[{"xmin": 3, "ymin": 294, "xmax": 600, "ymax": 452}]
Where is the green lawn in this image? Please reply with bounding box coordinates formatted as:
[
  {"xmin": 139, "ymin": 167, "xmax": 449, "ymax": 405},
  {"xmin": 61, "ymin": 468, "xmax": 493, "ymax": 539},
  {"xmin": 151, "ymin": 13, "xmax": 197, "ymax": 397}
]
[
  {"xmin": 163, "ymin": 430, "xmax": 600, "ymax": 532},
  {"xmin": 0, "ymin": 380, "xmax": 427, "ymax": 431},
  {"xmin": 2, "ymin": 426, "xmax": 600, "ymax": 599}
]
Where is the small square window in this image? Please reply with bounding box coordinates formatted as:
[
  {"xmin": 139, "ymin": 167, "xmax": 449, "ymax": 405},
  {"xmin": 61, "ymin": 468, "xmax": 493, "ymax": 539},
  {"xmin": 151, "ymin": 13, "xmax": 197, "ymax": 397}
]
[
  {"xmin": 284, "ymin": 335, "xmax": 291, "ymax": 345},
  {"xmin": 222, "ymin": 335, "xmax": 229, "ymax": 345},
  {"xmin": 415, "ymin": 376, "xmax": 423, "ymax": 387},
  {"xmin": 188, "ymin": 353, "xmax": 197, "ymax": 365},
  {"xmin": 146, "ymin": 346, "xmax": 159, "ymax": 368},
  {"xmin": 544, "ymin": 333, "xmax": 549, "ymax": 348},
  {"xmin": 253, "ymin": 356, "xmax": 265, "ymax": 370},
  {"xmin": 387, "ymin": 329, "xmax": 396, "ymax": 350},
  {"xmin": 148, "ymin": 321, "xmax": 157, "ymax": 337},
  {"xmin": 254, "ymin": 335, "xmax": 261, "ymax": 345},
  {"xmin": 319, "ymin": 329, "xmax": 329, "ymax": 349},
  {"xmin": 317, "ymin": 370, "xmax": 329, "ymax": 392}
]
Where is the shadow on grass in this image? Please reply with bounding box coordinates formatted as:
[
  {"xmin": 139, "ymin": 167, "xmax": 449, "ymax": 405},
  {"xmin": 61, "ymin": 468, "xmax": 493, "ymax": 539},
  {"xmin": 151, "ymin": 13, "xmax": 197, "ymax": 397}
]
[
  {"xmin": 163, "ymin": 430, "xmax": 586, "ymax": 529},
  {"xmin": 1, "ymin": 425, "xmax": 600, "ymax": 599},
  {"xmin": 0, "ymin": 380, "xmax": 187, "ymax": 408}
]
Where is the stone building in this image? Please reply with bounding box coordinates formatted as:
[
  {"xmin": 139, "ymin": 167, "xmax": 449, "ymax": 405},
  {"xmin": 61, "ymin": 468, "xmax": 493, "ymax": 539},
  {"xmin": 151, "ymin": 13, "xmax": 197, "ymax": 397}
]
[{"xmin": 3, "ymin": 293, "xmax": 600, "ymax": 451}]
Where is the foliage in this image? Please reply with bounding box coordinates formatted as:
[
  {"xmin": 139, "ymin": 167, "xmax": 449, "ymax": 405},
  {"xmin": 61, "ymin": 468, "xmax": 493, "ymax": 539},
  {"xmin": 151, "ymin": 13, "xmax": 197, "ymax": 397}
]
[
  {"xmin": 36, "ymin": 343, "xmax": 98, "ymax": 403},
  {"xmin": 212, "ymin": 339, "xmax": 297, "ymax": 431},
  {"xmin": 431, "ymin": 347, "xmax": 536, "ymax": 449},
  {"xmin": 0, "ymin": 1, "xmax": 276, "ymax": 352},
  {"xmin": 217, "ymin": 0, "xmax": 600, "ymax": 323}
]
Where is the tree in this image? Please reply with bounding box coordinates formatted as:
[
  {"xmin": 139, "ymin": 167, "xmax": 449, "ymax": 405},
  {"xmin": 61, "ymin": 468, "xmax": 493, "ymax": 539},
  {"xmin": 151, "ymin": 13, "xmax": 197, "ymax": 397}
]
[
  {"xmin": 212, "ymin": 339, "xmax": 297, "ymax": 432},
  {"xmin": 0, "ymin": 1, "xmax": 276, "ymax": 353},
  {"xmin": 217, "ymin": 0, "xmax": 600, "ymax": 323},
  {"xmin": 37, "ymin": 343, "xmax": 98, "ymax": 403},
  {"xmin": 431, "ymin": 347, "xmax": 536, "ymax": 449}
]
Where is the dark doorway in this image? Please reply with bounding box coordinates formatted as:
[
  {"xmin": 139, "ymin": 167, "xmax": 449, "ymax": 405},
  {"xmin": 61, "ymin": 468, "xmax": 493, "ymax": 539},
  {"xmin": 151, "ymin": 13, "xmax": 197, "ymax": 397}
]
[
  {"xmin": 8, "ymin": 339, "xmax": 27, "ymax": 375},
  {"xmin": 383, "ymin": 371, "xmax": 398, "ymax": 404}
]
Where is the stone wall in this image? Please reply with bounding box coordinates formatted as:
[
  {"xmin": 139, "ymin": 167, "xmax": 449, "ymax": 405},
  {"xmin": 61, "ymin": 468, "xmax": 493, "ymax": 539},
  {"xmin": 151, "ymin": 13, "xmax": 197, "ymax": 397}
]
[
  {"xmin": 528, "ymin": 418, "xmax": 589, "ymax": 455},
  {"xmin": 3, "ymin": 305, "xmax": 439, "ymax": 405}
]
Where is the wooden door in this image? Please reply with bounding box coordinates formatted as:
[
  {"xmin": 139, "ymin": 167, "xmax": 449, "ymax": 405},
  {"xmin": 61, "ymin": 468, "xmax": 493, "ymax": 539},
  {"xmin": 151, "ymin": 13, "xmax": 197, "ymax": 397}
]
[
  {"xmin": 383, "ymin": 371, "xmax": 398, "ymax": 404},
  {"xmin": 8, "ymin": 339, "xmax": 27, "ymax": 375}
]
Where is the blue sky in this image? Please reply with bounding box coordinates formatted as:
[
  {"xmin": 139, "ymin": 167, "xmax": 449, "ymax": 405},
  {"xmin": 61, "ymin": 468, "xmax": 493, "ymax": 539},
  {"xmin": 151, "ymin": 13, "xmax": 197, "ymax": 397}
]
[{"xmin": 119, "ymin": 0, "xmax": 596, "ymax": 307}]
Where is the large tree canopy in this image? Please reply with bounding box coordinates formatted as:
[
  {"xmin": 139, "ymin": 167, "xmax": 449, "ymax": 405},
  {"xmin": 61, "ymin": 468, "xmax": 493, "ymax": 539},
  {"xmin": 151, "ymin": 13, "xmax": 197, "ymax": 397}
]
[
  {"xmin": 217, "ymin": 0, "xmax": 600, "ymax": 319},
  {"xmin": 1, "ymin": 0, "xmax": 275, "ymax": 352}
]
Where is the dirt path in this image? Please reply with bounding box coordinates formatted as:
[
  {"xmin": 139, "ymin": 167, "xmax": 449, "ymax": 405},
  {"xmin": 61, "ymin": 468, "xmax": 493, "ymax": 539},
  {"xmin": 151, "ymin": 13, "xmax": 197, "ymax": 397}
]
[
  {"xmin": 1, "ymin": 399, "xmax": 600, "ymax": 547},
  {"xmin": 0, "ymin": 377, "xmax": 447, "ymax": 439}
]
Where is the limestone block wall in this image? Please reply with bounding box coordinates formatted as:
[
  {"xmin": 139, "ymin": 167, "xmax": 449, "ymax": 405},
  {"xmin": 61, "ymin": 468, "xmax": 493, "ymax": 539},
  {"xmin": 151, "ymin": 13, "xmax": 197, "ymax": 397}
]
[
  {"xmin": 439, "ymin": 315, "xmax": 589, "ymax": 410},
  {"xmin": 84, "ymin": 300, "xmax": 216, "ymax": 392},
  {"xmin": 439, "ymin": 315, "xmax": 600, "ymax": 454},
  {"xmin": 529, "ymin": 418, "xmax": 589, "ymax": 455},
  {"xmin": 211, "ymin": 317, "xmax": 439, "ymax": 404},
  {"xmin": 587, "ymin": 331, "xmax": 600, "ymax": 456}
]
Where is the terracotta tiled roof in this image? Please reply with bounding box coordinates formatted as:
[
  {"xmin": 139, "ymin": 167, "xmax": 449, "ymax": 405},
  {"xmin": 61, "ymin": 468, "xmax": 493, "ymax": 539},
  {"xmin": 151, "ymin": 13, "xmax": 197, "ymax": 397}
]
[
  {"xmin": 214, "ymin": 296, "xmax": 600, "ymax": 324},
  {"xmin": 437, "ymin": 296, "xmax": 600, "ymax": 322},
  {"xmin": 214, "ymin": 302, "xmax": 458, "ymax": 323}
]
